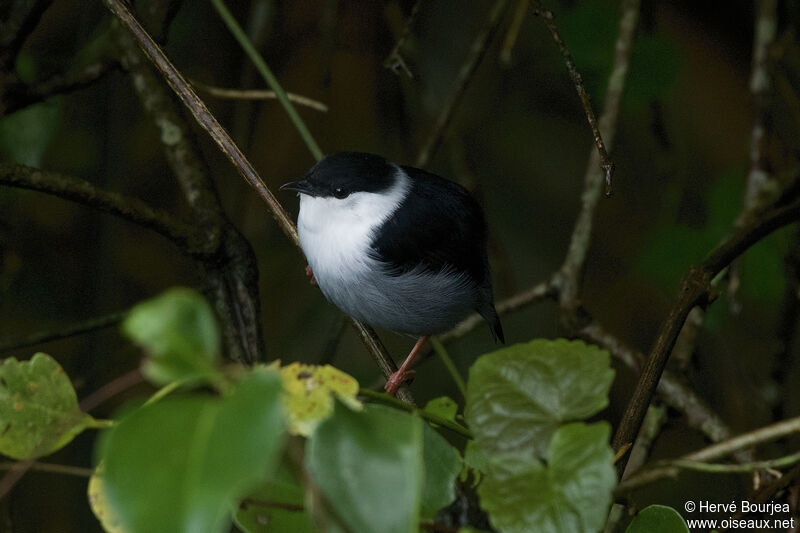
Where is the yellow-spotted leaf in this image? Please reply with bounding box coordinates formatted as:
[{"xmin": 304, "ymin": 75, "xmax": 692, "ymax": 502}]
[
  {"xmin": 280, "ymin": 363, "xmax": 361, "ymax": 436},
  {"xmin": 0, "ymin": 353, "xmax": 100, "ymax": 459}
]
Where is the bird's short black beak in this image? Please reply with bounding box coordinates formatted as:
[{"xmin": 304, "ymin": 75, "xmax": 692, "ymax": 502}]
[{"xmin": 279, "ymin": 179, "xmax": 315, "ymax": 196}]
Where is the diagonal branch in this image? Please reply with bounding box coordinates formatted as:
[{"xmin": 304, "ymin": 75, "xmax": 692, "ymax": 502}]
[
  {"xmin": 529, "ymin": 0, "xmax": 619, "ymax": 196},
  {"xmin": 101, "ymin": 0, "xmax": 414, "ymax": 404},
  {"xmin": 0, "ymin": 163, "xmax": 200, "ymax": 250},
  {"xmin": 613, "ymin": 197, "xmax": 800, "ymax": 474},
  {"xmin": 415, "ymin": 0, "xmax": 510, "ymax": 167}
]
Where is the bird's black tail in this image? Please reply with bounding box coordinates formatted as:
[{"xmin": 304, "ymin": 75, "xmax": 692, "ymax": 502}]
[{"xmin": 482, "ymin": 304, "xmax": 505, "ymax": 344}]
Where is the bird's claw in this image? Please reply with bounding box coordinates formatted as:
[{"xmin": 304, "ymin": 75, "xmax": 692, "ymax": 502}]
[
  {"xmin": 384, "ymin": 369, "xmax": 416, "ymax": 396},
  {"xmin": 305, "ymin": 265, "xmax": 318, "ymax": 286}
]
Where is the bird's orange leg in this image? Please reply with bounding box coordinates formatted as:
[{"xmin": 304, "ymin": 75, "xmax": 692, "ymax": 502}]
[
  {"xmin": 305, "ymin": 265, "xmax": 318, "ymax": 286},
  {"xmin": 385, "ymin": 336, "xmax": 429, "ymax": 396}
]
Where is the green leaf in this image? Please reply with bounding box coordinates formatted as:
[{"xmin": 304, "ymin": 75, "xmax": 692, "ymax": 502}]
[
  {"xmin": 99, "ymin": 368, "xmax": 286, "ymax": 533},
  {"xmin": 423, "ymin": 396, "xmax": 459, "ymax": 423},
  {"xmin": 625, "ymin": 505, "xmax": 689, "ymax": 533},
  {"xmin": 0, "ymin": 99, "xmax": 62, "ymax": 166},
  {"xmin": 462, "ymin": 440, "xmax": 489, "ymax": 485},
  {"xmin": 306, "ymin": 403, "xmax": 423, "ymax": 533},
  {"xmin": 233, "ymin": 477, "xmax": 312, "ymax": 533},
  {"xmin": 420, "ymin": 423, "xmax": 461, "ymax": 520},
  {"xmin": 279, "ymin": 362, "xmax": 362, "ymax": 437},
  {"xmin": 122, "ymin": 287, "xmax": 221, "ymax": 386},
  {"xmin": 478, "ymin": 423, "xmax": 616, "ymax": 533},
  {"xmin": 88, "ymin": 466, "xmax": 129, "ymax": 533},
  {"xmin": 465, "ymin": 339, "xmax": 614, "ymax": 458},
  {"xmin": 0, "ymin": 353, "xmax": 97, "ymax": 459}
]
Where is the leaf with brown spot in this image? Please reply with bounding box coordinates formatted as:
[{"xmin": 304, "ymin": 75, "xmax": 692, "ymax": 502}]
[{"xmin": 0, "ymin": 353, "xmax": 100, "ymax": 459}]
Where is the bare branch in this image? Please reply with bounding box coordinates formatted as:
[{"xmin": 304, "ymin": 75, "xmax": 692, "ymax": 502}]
[
  {"xmin": 191, "ymin": 80, "xmax": 328, "ymax": 112},
  {"xmin": 383, "ymin": 0, "xmax": 423, "ymax": 78},
  {"xmin": 114, "ymin": 19, "xmax": 265, "ymax": 364},
  {"xmin": 529, "ymin": 0, "xmax": 626, "ymax": 196},
  {"xmin": 2, "ymin": 60, "xmax": 120, "ymax": 116},
  {"xmin": 438, "ymin": 280, "xmax": 553, "ymax": 343},
  {"xmin": 499, "ymin": 0, "xmax": 529, "ymax": 66},
  {"xmin": 0, "ymin": 163, "xmax": 200, "ymax": 250},
  {"xmin": 0, "ymin": 311, "xmax": 126, "ymax": 354},
  {"xmin": 415, "ymin": 0, "xmax": 510, "ymax": 167},
  {"xmin": 618, "ymin": 416, "xmax": 800, "ymax": 492},
  {"xmin": 551, "ymin": 0, "xmax": 640, "ymax": 328},
  {"xmin": 613, "ymin": 197, "xmax": 800, "ymax": 474},
  {"xmin": 102, "ymin": 0, "xmax": 411, "ymax": 401}
]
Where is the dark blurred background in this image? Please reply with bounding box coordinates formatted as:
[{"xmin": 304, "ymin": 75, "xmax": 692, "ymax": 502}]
[{"xmin": 2, "ymin": 0, "xmax": 800, "ymax": 531}]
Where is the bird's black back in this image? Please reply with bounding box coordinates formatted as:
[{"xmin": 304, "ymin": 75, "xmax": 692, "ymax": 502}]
[{"xmin": 370, "ymin": 166, "xmax": 504, "ymax": 343}]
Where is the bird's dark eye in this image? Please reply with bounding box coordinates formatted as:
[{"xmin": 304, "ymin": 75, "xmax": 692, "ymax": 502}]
[{"xmin": 333, "ymin": 187, "xmax": 349, "ymax": 199}]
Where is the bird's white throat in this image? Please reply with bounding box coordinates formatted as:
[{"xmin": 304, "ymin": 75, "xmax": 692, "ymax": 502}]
[{"xmin": 297, "ymin": 168, "xmax": 410, "ymax": 283}]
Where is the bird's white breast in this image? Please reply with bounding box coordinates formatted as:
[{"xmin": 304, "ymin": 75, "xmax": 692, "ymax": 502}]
[{"xmin": 297, "ymin": 169, "xmax": 410, "ymax": 291}]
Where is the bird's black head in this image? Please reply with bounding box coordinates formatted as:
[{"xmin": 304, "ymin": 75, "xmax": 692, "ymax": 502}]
[{"xmin": 280, "ymin": 152, "xmax": 396, "ymax": 199}]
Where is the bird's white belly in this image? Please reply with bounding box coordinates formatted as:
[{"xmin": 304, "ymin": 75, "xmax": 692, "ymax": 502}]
[{"xmin": 297, "ymin": 195, "xmax": 475, "ymax": 335}]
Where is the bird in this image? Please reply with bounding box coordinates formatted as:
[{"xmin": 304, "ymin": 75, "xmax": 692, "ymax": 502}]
[{"xmin": 281, "ymin": 152, "xmax": 504, "ymax": 396}]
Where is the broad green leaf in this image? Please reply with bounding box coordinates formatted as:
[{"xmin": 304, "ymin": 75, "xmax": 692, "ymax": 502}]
[
  {"xmin": 280, "ymin": 362, "xmax": 361, "ymax": 436},
  {"xmin": 88, "ymin": 466, "xmax": 128, "ymax": 533},
  {"xmin": 424, "ymin": 396, "xmax": 459, "ymax": 423},
  {"xmin": 625, "ymin": 505, "xmax": 689, "ymax": 533},
  {"xmin": 0, "ymin": 353, "xmax": 97, "ymax": 459},
  {"xmin": 0, "ymin": 99, "xmax": 62, "ymax": 166},
  {"xmin": 462, "ymin": 440, "xmax": 489, "ymax": 485},
  {"xmin": 479, "ymin": 423, "xmax": 616, "ymax": 533},
  {"xmin": 233, "ymin": 478, "xmax": 312, "ymax": 533},
  {"xmin": 99, "ymin": 368, "xmax": 285, "ymax": 533},
  {"xmin": 465, "ymin": 339, "xmax": 614, "ymax": 458},
  {"xmin": 122, "ymin": 288, "xmax": 221, "ymax": 386},
  {"xmin": 420, "ymin": 423, "xmax": 461, "ymax": 520},
  {"xmin": 307, "ymin": 403, "xmax": 423, "ymax": 533}
]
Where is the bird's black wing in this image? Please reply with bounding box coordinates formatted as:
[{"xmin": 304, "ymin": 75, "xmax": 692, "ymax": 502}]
[
  {"xmin": 370, "ymin": 166, "xmax": 490, "ymax": 289},
  {"xmin": 370, "ymin": 166, "xmax": 504, "ymax": 343}
]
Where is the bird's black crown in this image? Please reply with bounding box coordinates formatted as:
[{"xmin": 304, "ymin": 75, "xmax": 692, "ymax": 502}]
[{"xmin": 281, "ymin": 152, "xmax": 396, "ymax": 199}]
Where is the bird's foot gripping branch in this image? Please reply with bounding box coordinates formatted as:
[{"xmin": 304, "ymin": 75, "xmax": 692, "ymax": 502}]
[{"xmin": 0, "ymin": 287, "xmax": 695, "ymax": 532}]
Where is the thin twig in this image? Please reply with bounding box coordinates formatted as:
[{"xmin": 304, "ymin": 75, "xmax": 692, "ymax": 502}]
[
  {"xmin": 500, "ymin": 0, "xmax": 529, "ymax": 65},
  {"xmin": 430, "ymin": 337, "xmax": 467, "ymax": 399},
  {"xmin": 0, "ymin": 461, "xmax": 93, "ymax": 478},
  {"xmin": 209, "ymin": 0, "xmax": 324, "ymax": 161},
  {"xmin": 383, "ymin": 0, "xmax": 423, "ymax": 78},
  {"xmin": 358, "ymin": 388, "xmax": 472, "ymax": 438},
  {"xmin": 2, "ymin": 59, "xmax": 120, "ymax": 116},
  {"xmin": 240, "ymin": 497, "xmax": 304, "ymax": 513},
  {"xmin": 550, "ymin": 0, "xmax": 639, "ymax": 328},
  {"xmin": 438, "ymin": 280, "xmax": 554, "ymax": 344},
  {"xmin": 0, "ymin": 164, "xmax": 201, "ymax": 252},
  {"xmin": 79, "ymin": 368, "xmax": 144, "ymax": 412},
  {"xmin": 415, "ymin": 0, "xmax": 510, "ymax": 167},
  {"xmin": 101, "ymin": 0, "xmax": 297, "ymax": 246},
  {"xmin": 529, "ymin": 0, "xmax": 617, "ymax": 196},
  {"xmin": 729, "ymin": 0, "xmax": 779, "ymax": 307},
  {"xmin": 114, "ymin": 17, "xmax": 265, "ymax": 364},
  {"xmin": 613, "ymin": 197, "xmax": 800, "ymax": 475},
  {"xmin": 101, "ymin": 0, "xmax": 407, "ymax": 400},
  {"xmin": 618, "ymin": 416, "xmax": 800, "ymax": 492},
  {"xmin": 192, "ymin": 80, "xmax": 328, "ymax": 112},
  {"xmin": 0, "ymin": 311, "xmax": 127, "ymax": 353},
  {"xmin": 668, "ymin": 452, "xmax": 800, "ymax": 474},
  {"xmin": 579, "ymin": 323, "xmax": 749, "ymax": 459}
]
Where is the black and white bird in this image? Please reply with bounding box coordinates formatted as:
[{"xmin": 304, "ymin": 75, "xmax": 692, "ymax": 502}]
[{"xmin": 281, "ymin": 152, "xmax": 504, "ymax": 395}]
